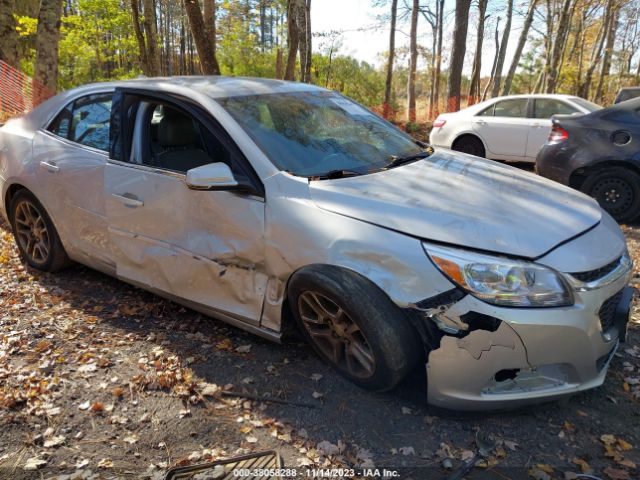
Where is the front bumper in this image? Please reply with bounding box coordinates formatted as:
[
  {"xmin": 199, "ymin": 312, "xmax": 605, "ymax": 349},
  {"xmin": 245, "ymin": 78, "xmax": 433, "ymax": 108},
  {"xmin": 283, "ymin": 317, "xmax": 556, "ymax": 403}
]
[{"xmin": 422, "ymin": 271, "xmax": 632, "ymax": 410}]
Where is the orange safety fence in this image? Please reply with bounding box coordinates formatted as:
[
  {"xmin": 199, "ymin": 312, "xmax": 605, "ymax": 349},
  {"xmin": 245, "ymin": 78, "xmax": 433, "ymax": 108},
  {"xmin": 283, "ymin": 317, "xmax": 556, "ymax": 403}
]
[{"xmin": 0, "ymin": 61, "xmax": 54, "ymax": 124}]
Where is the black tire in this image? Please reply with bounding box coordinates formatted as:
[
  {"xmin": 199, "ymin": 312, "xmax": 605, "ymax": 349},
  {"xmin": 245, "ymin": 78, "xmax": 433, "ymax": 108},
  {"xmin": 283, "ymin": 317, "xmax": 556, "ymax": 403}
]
[
  {"xmin": 9, "ymin": 190, "xmax": 71, "ymax": 272},
  {"xmin": 452, "ymin": 135, "xmax": 485, "ymax": 158},
  {"xmin": 581, "ymin": 167, "xmax": 640, "ymax": 223},
  {"xmin": 288, "ymin": 265, "xmax": 422, "ymax": 391}
]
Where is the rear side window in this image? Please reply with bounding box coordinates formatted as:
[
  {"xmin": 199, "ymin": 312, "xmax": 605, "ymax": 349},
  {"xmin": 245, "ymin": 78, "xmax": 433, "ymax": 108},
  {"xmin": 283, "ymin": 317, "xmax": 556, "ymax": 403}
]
[
  {"xmin": 47, "ymin": 93, "xmax": 112, "ymax": 152},
  {"xmin": 533, "ymin": 99, "xmax": 577, "ymax": 119}
]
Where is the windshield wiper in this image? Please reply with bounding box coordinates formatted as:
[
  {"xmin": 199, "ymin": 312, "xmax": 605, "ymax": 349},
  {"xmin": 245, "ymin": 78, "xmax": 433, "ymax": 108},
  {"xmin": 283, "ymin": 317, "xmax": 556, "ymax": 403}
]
[
  {"xmin": 385, "ymin": 150, "xmax": 432, "ymax": 170},
  {"xmin": 307, "ymin": 169, "xmax": 364, "ymax": 180}
]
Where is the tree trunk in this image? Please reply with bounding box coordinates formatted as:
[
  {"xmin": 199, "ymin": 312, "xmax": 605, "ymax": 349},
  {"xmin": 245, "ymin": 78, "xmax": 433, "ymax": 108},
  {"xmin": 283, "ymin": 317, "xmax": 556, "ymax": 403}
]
[
  {"xmin": 447, "ymin": 0, "xmax": 471, "ymax": 111},
  {"xmin": 130, "ymin": 0, "xmax": 150, "ymax": 75},
  {"xmin": 578, "ymin": 0, "xmax": 611, "ymax": 98},
  {"xmin": 545, "ymin": 0, "xmax": 574, "ymax": 93},
  {"xmin": 407, "ymin": 0, "xmax": 419, "ymax": 123},
  {"xmin": 502, "ymin": 0, "xmax": 537, "ymax": 95},
  {"xmin": 468, "ymin": 0, "xmax": 488, "ymax": 105},
  {"xmin": 203, "ymin": 0, "xmax": 217, "ymax": 58},
  {"xmin": 142, "ymin": 0, "xmax": 161, "ymax": 76},
  {"xmin": 383, "ymin": 0, "xmax": 398, "ymax": 118},
  {"xmin": 0, "ymin": 0, "xmax": 18, "ymax": 67},
  {"xmin": 491, "ymin": 0, "xmax": 513, "ymax": 97},
  {"xmin": 482, "ymin": 17, "xmax": 500, "ymax": 101},
  {"xmin": 285, "ymin": 0, "xmax": 302, "ymax": 80},
  {"xmin": 34, "ymin": 0, "xmax": 63, "ymax": 93},
  {"xmin": 433, "ymin": 0, "xmax": 444, "ymax": 116},
  {"xmin": 298, "ymin": 0, "xmax": 311, "ymax": 83},
  {"xmin": 594, "ymin": 6, "xmax": 618, "ymax": 101},
  {"xmin": 185, "ymin": 0, "xmax": 221, "ymax": 74}
]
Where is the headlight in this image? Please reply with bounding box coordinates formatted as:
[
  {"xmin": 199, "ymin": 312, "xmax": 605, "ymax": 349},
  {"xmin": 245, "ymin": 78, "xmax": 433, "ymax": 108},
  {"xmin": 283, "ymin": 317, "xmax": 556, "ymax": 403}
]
[{"xmin": 424, "ymin": 244, "xmax": 573, "ymax": 307}]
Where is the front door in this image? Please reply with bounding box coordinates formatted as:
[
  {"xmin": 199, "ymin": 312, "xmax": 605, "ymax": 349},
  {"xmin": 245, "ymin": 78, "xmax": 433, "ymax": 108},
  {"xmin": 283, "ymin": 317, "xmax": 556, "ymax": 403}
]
[
  {"xmin": 104, "ymin": 91, "xmax": 267, "ymax": 324},
  {"xmin": 472, "ymin": 97, "xmax": 530, "ymax": 160}
]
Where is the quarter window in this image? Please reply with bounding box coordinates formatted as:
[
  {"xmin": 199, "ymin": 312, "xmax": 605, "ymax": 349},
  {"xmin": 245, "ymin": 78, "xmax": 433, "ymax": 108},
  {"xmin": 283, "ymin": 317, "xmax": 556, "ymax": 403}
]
[
  {"xmin": 533, "ymin": 99, "xmax": 577, "ymax": 119},
  {"xmin": 47, "ymin": 93, "xmax": 112, "ymax": 152}
]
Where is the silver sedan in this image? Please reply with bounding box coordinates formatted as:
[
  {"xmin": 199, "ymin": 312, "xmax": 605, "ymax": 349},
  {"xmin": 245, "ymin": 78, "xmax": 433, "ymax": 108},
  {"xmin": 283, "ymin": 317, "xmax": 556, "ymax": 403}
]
[{"xmin": 0, "ymin": 77, "xmax": 633, "ymax": 409}]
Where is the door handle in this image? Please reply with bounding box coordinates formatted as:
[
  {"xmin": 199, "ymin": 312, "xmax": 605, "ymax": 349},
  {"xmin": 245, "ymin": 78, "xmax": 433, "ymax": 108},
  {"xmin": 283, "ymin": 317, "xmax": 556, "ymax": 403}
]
[
  {"xmin": 39, "ymin": 161, "xmax": 59, "ymax": 173},
  {"xmin": 112, "ymin": 193, "xmax": 144, "ymax": 208}
]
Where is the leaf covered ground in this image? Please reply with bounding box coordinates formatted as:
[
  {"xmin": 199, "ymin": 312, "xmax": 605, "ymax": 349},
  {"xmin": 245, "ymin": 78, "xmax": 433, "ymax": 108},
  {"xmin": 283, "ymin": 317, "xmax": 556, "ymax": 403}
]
[{"xmin": 1, "ymin": 217, "xmax": 640, "ymax": 480}]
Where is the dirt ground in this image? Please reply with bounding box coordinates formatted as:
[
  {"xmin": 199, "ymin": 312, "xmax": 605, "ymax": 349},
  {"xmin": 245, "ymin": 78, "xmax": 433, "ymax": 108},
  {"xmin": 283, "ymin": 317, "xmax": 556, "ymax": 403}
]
[{"xmin": 1, "ymin": 212, "xmax": 640, "ymax": 480}]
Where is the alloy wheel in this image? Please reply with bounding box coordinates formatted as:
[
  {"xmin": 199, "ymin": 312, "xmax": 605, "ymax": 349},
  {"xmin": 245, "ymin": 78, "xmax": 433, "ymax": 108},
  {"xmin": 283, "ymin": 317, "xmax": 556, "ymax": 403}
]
[
  {"xmin": 13, "ymin": 200, "xmax": 51, "ymax": 265},
  {"xmin": 298, "ymin": 291, "xmax": 376, "ymax": 378}
]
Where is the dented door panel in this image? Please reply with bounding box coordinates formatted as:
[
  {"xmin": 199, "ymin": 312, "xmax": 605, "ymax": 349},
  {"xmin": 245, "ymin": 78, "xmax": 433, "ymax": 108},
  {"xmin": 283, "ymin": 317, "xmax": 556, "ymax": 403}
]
[{"xmin": 105, "ymin": 162, "xmax": 266, "ymax": 324}]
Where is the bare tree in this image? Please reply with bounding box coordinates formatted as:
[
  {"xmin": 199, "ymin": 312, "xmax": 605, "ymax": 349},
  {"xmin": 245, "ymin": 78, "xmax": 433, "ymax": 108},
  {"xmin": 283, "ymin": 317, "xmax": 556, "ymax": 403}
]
[
  {"xmin": 447, "ymin": 0, "xmax": 472, "ymax": 111},
  {"xmin": 468, "ymin": 0, "xmax": 489, "ymax": 104},
  {"xmin": 383, "ymin": 0, "xmax": 398, "ymax": 118},
  {"xmin": 298, "ymin": 0, "xmax": 312, "ymax": 83},
  {"xmin": 502, "ymin": 0, "xmax": 538, "ymax": 95},
  {"xmin": 545, "ymin": 0, "xmax": 574, "ymax": 92},
  {"xmin": 0, "ymin": 0, "xmax": 18, "ymax": 67},
  {"xmin": 433, "ymin": 0, "xmax": 444, "ymax": 115},
  {"xmin": 407, "ymin": 0, "xmax": 419, "ymax": 122},
  {"xmin": 482, "ymin": 16, "xmax": 500, "ymax": 100},
  {"xmin": 142, "ymin": 0, "xmax": 161, "ymax": 76},
  {"xmin": 203, "ymin": 0, "xmax": 218, "ymax": 58},
  {"xmin": 594, "ymin": 5, "xmax": 619, "ymax": 101},
  {"xmin": 131, "ymin": 0, "xmax": 150, "ymax": 75},
  {"xmin": 578, "ymin": 0, "xmax": 612, "ymax": 98},
  {"xmin": 491, "ymin": 0, "xmax": 513, "ymax": 97},
  {"xmin": 285, "ymin": 0, "xmax": 303, "ymax": 80},
  {"xmin": 185, "ymin": 0, "xmax": 221, "ymax": 74},
  {"xmin": 34, "ymin": 0, "xmax": 63, "ymax": 93}
]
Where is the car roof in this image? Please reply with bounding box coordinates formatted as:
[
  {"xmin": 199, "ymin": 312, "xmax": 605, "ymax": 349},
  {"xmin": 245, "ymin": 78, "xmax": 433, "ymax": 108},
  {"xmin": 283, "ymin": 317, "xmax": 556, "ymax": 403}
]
[{"xmin": 69, "ymin": 76, "xmax": 325, "ymax": 99}]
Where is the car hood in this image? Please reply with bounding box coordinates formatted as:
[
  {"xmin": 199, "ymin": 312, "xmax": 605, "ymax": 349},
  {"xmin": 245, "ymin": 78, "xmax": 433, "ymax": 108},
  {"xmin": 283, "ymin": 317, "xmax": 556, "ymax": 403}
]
[{"xmin": 308, "ymin": 149, "xmax": 602, "ymax": 259}]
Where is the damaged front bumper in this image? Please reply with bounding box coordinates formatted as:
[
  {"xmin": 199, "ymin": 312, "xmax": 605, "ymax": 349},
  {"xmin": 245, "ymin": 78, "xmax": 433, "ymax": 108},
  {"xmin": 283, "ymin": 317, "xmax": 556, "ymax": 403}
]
[{"xmin": 414, "ymin": 270, "xmax": 632, "ymax": 411}]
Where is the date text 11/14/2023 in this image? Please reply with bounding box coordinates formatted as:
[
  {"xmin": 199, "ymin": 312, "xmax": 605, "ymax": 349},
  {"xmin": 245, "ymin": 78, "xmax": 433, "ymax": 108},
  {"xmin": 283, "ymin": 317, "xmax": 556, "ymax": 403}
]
[{"xmin": 232, "ymin": 468, "xmax": 401, "ymax": 477}]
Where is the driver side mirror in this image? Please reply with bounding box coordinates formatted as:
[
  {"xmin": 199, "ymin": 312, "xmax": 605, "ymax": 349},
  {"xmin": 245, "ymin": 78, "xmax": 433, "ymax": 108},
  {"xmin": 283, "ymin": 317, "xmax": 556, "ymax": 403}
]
[{"xmin": 186, "ymin": 162, "xmax": 239, "ymax": 191}]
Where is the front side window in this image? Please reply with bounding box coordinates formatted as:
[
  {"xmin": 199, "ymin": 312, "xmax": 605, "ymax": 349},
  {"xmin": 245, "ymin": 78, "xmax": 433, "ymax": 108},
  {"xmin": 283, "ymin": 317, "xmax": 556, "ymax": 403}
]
[
  {"xmin": 533, "ymin": 99, "xmax": 577, "ymax": 119},
  {"xmin": 127, "ymin": 99, "xmax": 249, "ymax": 183},
  {"xmin": 492, "ymin": 99, "xmax": 528, "ymax": 118},
  {"xmin": 217, "ymin": 92, "xmax": 424, "ymax": 177},
  {"xmin": 47, "ymin": 93, "xmax": 112, "ymax": 152}
]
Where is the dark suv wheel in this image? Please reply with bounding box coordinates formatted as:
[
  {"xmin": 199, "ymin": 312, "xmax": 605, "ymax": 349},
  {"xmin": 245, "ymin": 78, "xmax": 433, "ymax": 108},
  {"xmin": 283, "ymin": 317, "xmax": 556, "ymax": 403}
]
[
  {"xmin": 288, "ymin": 265, "xmax": 422, "ymax": 391},
  {"xmin": 581, "ymin": 167, "xmax": 640, "ymax": 223},
  {"xmin": 9, "ymin": 190, "xmax": 70, "ymax": 272}
]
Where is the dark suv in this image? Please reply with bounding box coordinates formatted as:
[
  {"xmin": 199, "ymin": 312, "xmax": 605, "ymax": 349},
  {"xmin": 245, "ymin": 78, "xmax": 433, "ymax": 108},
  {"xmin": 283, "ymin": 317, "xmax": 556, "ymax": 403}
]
[{"xmin": 536, "ymin": 97, "xmax": 640, "ymax": 223}]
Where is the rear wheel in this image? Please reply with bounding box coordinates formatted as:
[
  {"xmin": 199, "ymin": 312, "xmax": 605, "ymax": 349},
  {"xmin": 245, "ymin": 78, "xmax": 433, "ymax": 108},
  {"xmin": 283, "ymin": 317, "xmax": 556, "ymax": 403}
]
[
  {"xmin": 452, "ymin": 135, "xmax": 485, "ymax": 158},
  {"xmin": 581, "ymin": 167, "xmax": 640, "ymax": 223},
  {"xmin": 288, "ymin": 265, "xmax": 422, "ymax": 391},
  {"xmin": 9, "ymin": 190, "xmax": 70, "ymax": 272}
]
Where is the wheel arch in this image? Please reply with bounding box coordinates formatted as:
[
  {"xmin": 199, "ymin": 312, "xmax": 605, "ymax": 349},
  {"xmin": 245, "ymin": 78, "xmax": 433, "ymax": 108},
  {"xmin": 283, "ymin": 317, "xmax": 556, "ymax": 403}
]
[
  {"xmin": 452, "ymin": 132, "xmax": 487, "ymax": 155},
  {"xmin": 3, "ymin": 183, "xmax": 29, "ymax": 224},
  {"xmin": 569, "ymin": 160, "xmax": 640, "ymax": 191},
  {"xmin": 279, "ymin": 263, "xmax": 417, "ymax": 337}
]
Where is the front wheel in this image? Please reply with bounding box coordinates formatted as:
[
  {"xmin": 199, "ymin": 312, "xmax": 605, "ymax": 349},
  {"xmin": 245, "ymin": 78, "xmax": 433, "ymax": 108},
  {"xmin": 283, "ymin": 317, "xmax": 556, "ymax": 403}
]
[
  {"xmin": 581, "ymin": 167, "xmax": 640, "ymax": 223},
  {"xmin": 9, "ymin": 190, "xmax": 70, "ymax": 272},
  {"xmin": 288, "ymin": 266, "xmax": 422, "ymax": 391},
  {"xmin": 452, "ymin": 135, "xmax": 485, "ymax": 158}
]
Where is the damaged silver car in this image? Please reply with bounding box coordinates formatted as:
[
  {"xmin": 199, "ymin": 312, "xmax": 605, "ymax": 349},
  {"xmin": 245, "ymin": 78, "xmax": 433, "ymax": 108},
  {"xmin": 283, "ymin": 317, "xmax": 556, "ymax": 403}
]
[{"xmin": 0, "ymin": 77, "xmax": 633, "ymax": 410}]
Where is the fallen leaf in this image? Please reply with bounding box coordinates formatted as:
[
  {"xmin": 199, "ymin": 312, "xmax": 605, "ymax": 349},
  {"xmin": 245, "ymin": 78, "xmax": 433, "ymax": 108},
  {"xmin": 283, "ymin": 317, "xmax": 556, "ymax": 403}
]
[
  {"xmin": 399, "ymin": 446, "xmax": 415, "ymax": 456},
  {"xmin": 246, "ymin": 435, "xmax": 258, "ymax": 443},
  {"xmin": 123, "ymin": 433, "xmax": 139, "ymax": 444},
  {"xmin": 310, "ymin": 373, "xmax": 323, "ymax": 382},
  {"xmin": 236, "ymin": 345, "xmax": 252, "ymax": 353},
  {"xmin": 603, "ymin": 467, "xmax": 631, "ymax": 480},
  {"xmin": 317, "ymin": 440, "xmax": 340, "ymax": 456},
  {"xmin": 617, "ymin": 438, "xmax": 633, "ymax": 451},
  {"xmin": 23, "ymin": 457, "xmax": 47, "ymax": 471},
  {"xmin": 97, "ymin": 458, "xmax": 113, "ymax": 469},
  {"xmin": 536, "ymin": 463, "xmax": 555, "ymax": 474},
  {"xmin": 401, "ymin": 407, "xmax": 412, "ymax": 415},
  {"xmin": 43, "ymin": 435, "xmax": 66, "ymax": 448},
  {"xmin": 572, "ymin": 457, "xmax": 591, "ymax": 474},
  {"xmin": 528, "ymin": 468, "xmax": 551, "ymax": 480},
  {"xmin": 312, "ymin": 391, "xmax": 324, "ymax": 399},
  {"xmin": 601, "ymin": 434, "xmax": 617, "ymax": 446}
]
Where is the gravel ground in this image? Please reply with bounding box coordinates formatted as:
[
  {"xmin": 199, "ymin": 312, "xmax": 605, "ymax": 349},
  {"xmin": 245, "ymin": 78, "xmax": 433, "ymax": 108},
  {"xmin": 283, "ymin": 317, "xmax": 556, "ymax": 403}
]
[{"xmin": 1, "ymin": 214, "xmax": 640, "ymax": 480}]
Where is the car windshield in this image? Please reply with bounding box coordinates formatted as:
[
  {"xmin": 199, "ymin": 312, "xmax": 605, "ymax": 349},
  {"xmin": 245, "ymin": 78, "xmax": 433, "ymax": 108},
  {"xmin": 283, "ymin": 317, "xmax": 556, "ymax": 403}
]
[
  {"xmin": 570, "ymin": 97, "xmax": 602, "ymax": 112},
  {"xmin": 217, "ymin": 91, "xmax": 426, "ymax": 178}
]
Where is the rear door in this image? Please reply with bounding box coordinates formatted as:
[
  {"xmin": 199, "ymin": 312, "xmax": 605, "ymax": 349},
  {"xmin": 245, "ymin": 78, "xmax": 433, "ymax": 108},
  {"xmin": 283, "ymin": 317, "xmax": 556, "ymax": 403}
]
[
  {"xmin": 471, "ymin": 98, "xmax": 530, "ymax": 160},
  {"xmin": 32, "ymin": 91, "xmax": 113, "ymax": 269},
  {"xmin": 105, "ymin": 89, "xmax": 267, "ymax": 325},
  {"xmin": 525, "ymin": 98, "xmax": 580, "ymax": 159}
]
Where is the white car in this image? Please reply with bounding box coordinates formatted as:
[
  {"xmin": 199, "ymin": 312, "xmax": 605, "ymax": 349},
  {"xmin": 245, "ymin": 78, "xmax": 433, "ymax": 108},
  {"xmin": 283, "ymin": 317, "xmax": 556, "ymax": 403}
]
[{"xmin": 429, "ymin": 94, "xmax": 602, "ymax": 162}]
